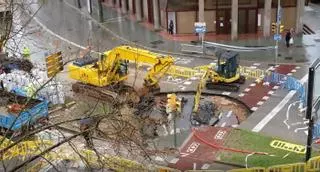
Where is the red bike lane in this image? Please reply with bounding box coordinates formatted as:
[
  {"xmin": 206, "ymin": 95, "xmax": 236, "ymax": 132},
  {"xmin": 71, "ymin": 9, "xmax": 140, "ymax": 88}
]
[
  {"xmin": 168, "ymin": 127, "xmax": 231, "ymax": 171},
  {"xmin": 239, "ymin": 64, "xmax": 298, "ymax": 111}
]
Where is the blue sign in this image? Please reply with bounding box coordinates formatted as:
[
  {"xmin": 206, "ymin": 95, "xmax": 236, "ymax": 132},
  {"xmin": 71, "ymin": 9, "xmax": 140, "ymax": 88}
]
[
  {"xmin": 313, "ymin": 122, "xmax": 320, "ymax": 140},
  {"xmin": 274, "ymin": 34, "xmax": 282, "ymax": 41},
  {"xmin": 194, "ymin": 22, "xmax": 206, "ymax": 33},
  {"xmin": 195, "ymin": 27, "xmax": 206, "ymax": 33}
]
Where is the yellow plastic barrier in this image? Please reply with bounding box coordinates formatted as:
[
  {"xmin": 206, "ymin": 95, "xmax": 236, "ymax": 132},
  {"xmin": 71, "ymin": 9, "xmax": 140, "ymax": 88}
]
[
  {"xmin": 267, "ymin": 163, "xmax": 306, "ymax": 172},
  {"xmin": 193, "ymin": 64, "xmax": 216, "ymax": 71},
  {"xmin": 77, "ymin": 149, "xmax": 148, "ymax": 172},
  {"xmin": 167, "ymin": 65, "xmax": 202, "ymax": 78},
  {"xmin": 239, "ymin": 66, "xmax": 269, "ymax": 80},
  {"xmin": 306, "ymin": 156, "xmax": 320, "ymax": 172},
  {"xmin": 227, "ymin": 167, "xmax": 266, "ymax": 172}
]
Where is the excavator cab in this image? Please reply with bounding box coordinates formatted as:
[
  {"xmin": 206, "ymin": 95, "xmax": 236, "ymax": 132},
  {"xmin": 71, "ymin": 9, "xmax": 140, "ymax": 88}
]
[
  {"xmin": 205, "ymin": 50, "xmax": 245, "ymax": 92},
  {"xmin": 216, "ymin": 51, "xmax": 239, "ymax": 79}
]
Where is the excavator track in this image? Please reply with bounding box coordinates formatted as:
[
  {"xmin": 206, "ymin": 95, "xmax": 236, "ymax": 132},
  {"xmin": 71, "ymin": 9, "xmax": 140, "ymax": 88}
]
[
  {"xmin": 72, "ymin": 82, "xmax": 139, "ymax": 103},
  {"xmin": 205, "ymin": 81, "xmax": 240, "ymax": 92},
  {"xmin": 205, "ymin": 75, "xmax": 245, "ymax": 92}
]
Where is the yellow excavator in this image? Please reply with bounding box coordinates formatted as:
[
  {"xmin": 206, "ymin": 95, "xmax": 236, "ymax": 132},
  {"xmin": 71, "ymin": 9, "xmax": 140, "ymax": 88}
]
[
  {"xmin": 68, "ymin": 46, "xmax": 174, "ymax": 101},
  {"xmin": 205, "ymin": 51, "xmax": 245, "ymax": 92},
  {"xmin": 191, "ymin": 51, "xmax": 245, "ymax": 124}
]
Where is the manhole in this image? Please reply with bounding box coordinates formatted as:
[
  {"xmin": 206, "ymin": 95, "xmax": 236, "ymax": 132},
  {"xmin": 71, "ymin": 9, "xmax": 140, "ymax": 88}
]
[
  {"xmin": 285, "ymin": 57, "xmax": 293, "ymax": 60},
  {"xmin": 150, "ymin": 40, "xmax": 164, "ymax": 45}
]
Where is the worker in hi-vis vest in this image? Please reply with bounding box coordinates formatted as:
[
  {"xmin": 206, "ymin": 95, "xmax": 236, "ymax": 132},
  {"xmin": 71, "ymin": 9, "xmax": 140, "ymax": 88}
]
[{"xmin": 22, "ymin": 47, "xmax": 31, "ymax": 59}]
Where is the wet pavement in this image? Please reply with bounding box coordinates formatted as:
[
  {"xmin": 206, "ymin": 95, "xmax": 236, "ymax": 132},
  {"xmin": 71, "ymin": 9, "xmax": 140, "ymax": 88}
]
[
  {"xmin": 28, "ymin": 0, "xmax": 320, "ymax": 64},
  {"xmin": 6, "ymin": 0, "xmax": 320, "ymax": 171}
]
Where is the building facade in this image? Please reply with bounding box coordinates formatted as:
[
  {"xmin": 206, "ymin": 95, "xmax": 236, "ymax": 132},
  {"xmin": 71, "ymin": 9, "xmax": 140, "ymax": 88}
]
[{"xmin": 107, "ymin": 0, "xmax": 305, "ymax": 39}]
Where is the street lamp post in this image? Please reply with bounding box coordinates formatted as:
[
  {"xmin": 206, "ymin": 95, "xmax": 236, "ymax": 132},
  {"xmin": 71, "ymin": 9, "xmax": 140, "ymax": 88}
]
[
  {"xmin": 306, "ymin": 65, "xmax": 315, "ymax": 161},
  {"xmin": 275, "ymin": 0, "xmax": 281, "ymax": 65}
]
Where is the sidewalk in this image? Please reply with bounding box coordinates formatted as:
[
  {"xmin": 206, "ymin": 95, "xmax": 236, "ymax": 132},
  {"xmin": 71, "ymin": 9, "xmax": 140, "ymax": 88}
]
[{"xmin": 66, "ymin": 0, "xmax": 320, "ymax": 64}]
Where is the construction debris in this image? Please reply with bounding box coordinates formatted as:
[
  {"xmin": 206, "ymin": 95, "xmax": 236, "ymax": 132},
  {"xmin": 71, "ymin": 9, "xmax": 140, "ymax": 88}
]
[{"xmin": 0, "ymin": 56, "xmax": 33, "ymax": 73}]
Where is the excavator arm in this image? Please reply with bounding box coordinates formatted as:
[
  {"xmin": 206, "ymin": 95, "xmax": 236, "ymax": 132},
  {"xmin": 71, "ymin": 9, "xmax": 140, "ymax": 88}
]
[
  {"xmin": 101, "ymin": 46, "xmax": 175, "ymax": 88},
  {"xmin": 192, "ymin": 69, "xmax": 212, "ymax": 113}
]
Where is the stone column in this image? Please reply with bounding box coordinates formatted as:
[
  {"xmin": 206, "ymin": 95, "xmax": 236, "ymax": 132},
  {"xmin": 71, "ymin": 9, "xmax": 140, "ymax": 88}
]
[
  {"xmin": 135, "ymin": 0, "xmax": 142, "ymax": 21},
  {"xmin": 98, "ymin": 0, "xmax": 104, "ymax": 22},
  {"xmin": 116, "ymin": 0, "xmax": 120, "ymax": 7},
  {"xmin": 87, "ymin": 0, "xmax": 92, "ymax": 14},
  {"xmin": 121, "ymin": 0, "xmax": 127, "ymax": 13},
  {"xmin": 296, "ymin": 0, "xmax": 305, "ymax": 34},
  {"xmin": 263, "ymin": 0, "xmax": 272, "ymax": 37},
  {"xmin": 198, "ymin": 0, "xmax": 204, "ymax": 22},
  {"xmin": 128, "ymin": 0, "xmax": 133, "ymax": 13},
  {"xmin": 231, "ymin": 0, "xmax": 238, "ymax": 40},
  {"xmin": 153, "ymin": 0, "xmax": 160, "ymax": 30}
]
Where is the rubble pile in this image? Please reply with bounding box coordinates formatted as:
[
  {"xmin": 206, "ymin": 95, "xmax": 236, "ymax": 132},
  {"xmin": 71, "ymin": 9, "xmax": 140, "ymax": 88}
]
[
  {"xmin": 0, "ymin": 57, "xmax": 33, "ymax": 73},
  {"xmin": 0, "ymin": 69, "xmax": 65, "ymax": 105}
]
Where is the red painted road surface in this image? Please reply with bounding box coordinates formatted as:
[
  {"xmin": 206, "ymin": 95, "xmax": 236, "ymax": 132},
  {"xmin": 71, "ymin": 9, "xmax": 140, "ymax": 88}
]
[
  {"xmin": 239, "ymin": 65, "xmax": 297, "ymax": 111},
  {"xmin": 169, "ymin": 127, "xmax": 231, "ymax": 171}
]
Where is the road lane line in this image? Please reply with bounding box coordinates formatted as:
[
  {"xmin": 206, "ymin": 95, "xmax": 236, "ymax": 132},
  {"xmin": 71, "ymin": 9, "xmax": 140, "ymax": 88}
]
[{"xmin": 252, "ymin": 74, "xmax": 308, "ymax": 132}]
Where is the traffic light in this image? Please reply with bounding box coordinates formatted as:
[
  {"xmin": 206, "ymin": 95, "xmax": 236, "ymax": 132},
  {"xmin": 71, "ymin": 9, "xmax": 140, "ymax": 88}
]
[
  {"xmin": 271, "ymin": 22, "xmax": 277, "ymax": 33},
  {"xmin": 46, "ymin": 51, "xmax": 63, "ymax": 78},
  {"xmin": 167, "ymin": 94, "xmax": 177, "ymax": 112},
  {"xmin": 280, "ymin": 25, "xmax": 284, "ymax": 33}
]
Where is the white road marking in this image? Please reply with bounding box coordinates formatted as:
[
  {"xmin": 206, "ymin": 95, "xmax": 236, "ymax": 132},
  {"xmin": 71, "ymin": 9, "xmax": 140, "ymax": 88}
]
[
  {"xmin": 226, "ymin": 111, "xmax": 233, "ymax": 118},
  {"xmin": 222, "ymin": 92, "xmax": 231, "ymax": 95},
  {"xmin": 282, "ymin": 153, "xmax": 290, "ymax": 159},
  {"xmin": 253, "ymin": 63, "xmax": 261, "ymax": 66},
  {"xmin": 291, "ymin": 69, "xmax": 297, "ymax": 73},
  {"xmin": 252, "ymin": 74, "xmax": 308, "ymax": 132},
  {"xmin": 169, "ymin": 158, "xmax": 179, "ymax": 164},
  {"xmin": 268, "ymin": 91, "xmax": 274, "ymax": 95},
  {"xmin": 283, "ymin": 101, "xmax": 301, "ymax": 129},
  {"xmin": 295, "ymin": 66, "xmax": 301, "ymax": 69},
  {"xmin": 251, "ymin": 107, "xmax": 258, "ymax": 111},
  {"xmin": 263, "ymin": 82, "xmax": 270, "ymax": 86},
  {"xmin": 257, "ymin": 101, "xmax": 264, "ymax": 106},
  {"xmin": 244, "ymin": 88, "xmax": 251, "ymax": 92},
  {"xmin": 180, "ymin": 152, "xmax": 190, "ymax": 157},
  {"xmin": 201, "ymin": 164, "xmax": 210, "ymax": 169},
  {"xmin": 294, "ymin": 127, "xmax": 308, "ymax": 133},
  {"xmin": 268, "ymin": 66, "xmax": 275, "ymax": 71},
  {"xmin": 221, "ymin": 122, "xmax": 226, "ymax": 127},
  {"xmin": 154, "ymin": 156, "xmax": 164, "ymax": 162},
  {"xmin": 305, "ymin": 130, "xmax": 308, "ymax": 135},
  {"xmin": 170, "ymin": 128, "xmax": 181, "ymax": 135},
  {"xmin": 287, "ymin": 73, "xmax": 293, "ymax": 76},
  {"xmin": 250, "ymin": 83, "xmax": 256, "ymax": 87},
  {"xmin": 273, "ymin": 86, "xmax": 280, "ymax": 90},
  {"xmin": 262, "ymin": 96, "xmax": 269, "ymax": 100},
  {"xmin": 238, "ymin": 93, "xmax": 245, "ymax": 97}
]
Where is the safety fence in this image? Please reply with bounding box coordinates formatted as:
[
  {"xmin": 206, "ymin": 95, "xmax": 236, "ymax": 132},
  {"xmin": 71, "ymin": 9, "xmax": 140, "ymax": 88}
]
[
  {"xmin": 0, "ymin": 136, "xmax": 178, "ymax": 172},
  {"xmin": 167, "ymin": 65, "xmax": 203, "ymax": 78},
  {"xmin": 264, "ymin": 72, "xmax": 306, "ymax": 105},
  {"xmin": 3, "ymin": 135, "xmax": 320, "ymax": 172}
]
